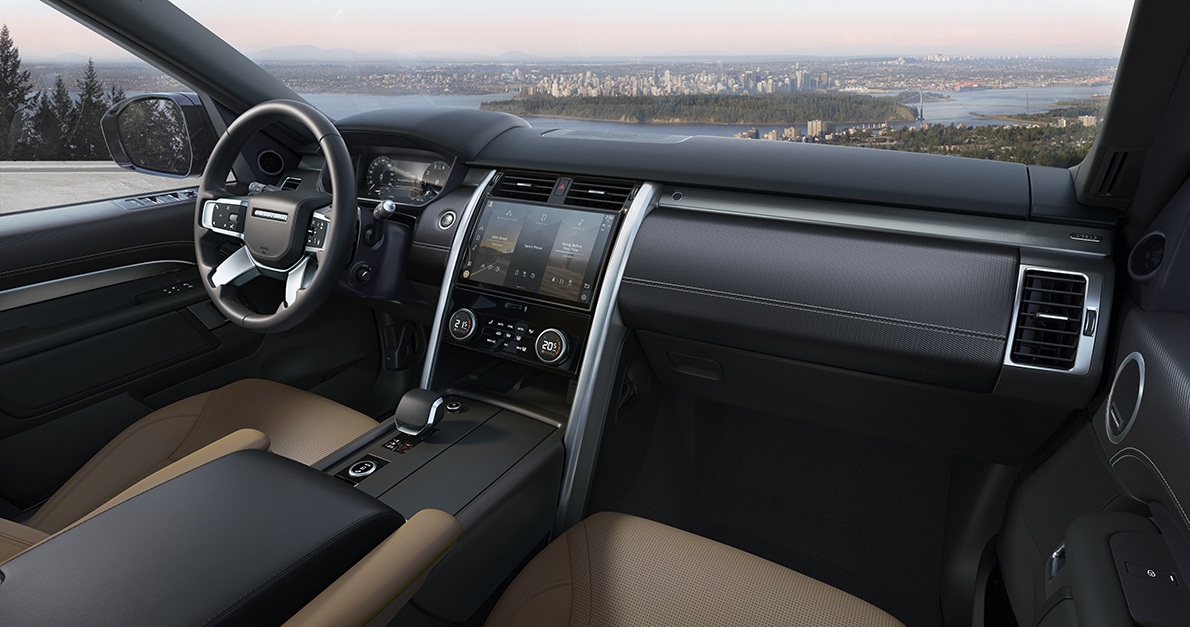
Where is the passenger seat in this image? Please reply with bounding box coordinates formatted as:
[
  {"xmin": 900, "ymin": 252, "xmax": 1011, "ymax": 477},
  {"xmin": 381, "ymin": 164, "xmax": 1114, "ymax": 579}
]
[{"xmin": 485, "ymin": 512, "xmax": 903, "ymax": 627}]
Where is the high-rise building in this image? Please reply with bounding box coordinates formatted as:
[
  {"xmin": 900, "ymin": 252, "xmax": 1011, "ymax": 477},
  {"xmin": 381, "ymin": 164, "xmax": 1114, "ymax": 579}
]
[
  {"xmin": 783, "ymin": 127, "xmax": 803, "ymax": 139},
  {"xmin": 763, "ymin": 130, "xmax": 782, "ymax": 141},
  {"xmin": 807, "ymin": 120, "xmax": 835, "ymax": 136},
  {"xmin": 1079, "ymin": 115, "xmax": 1098, "ymax": 126}
]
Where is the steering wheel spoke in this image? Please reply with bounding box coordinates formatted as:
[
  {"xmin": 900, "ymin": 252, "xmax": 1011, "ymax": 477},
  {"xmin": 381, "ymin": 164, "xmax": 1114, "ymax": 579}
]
[
  {"xmin": 200, "ymin": 197, "xmax": 250, "ymax": 239},
  {"xmin": 283, "ymin": 255, "xmax": 317, "ymax": 309},
  {"xmin": 209, "ymin": 244, "xmax": 260, "ymax": 288}
]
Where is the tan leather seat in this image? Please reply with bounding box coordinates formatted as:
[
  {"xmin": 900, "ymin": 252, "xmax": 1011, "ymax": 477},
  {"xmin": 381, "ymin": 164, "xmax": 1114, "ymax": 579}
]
[
  {"xmin": 485, "ymin": 512, "xmax": 904, "ymax": 627},
  {"xmin": 24, "ymin": 378, "xmax": 378, "ymax": 535}
]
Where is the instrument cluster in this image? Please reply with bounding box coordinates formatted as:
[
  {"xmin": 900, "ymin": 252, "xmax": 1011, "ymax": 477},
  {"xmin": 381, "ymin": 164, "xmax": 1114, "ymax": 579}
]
[{"xmin": 361, "ymin": 152, "xmax": 453, "ymax": 207}]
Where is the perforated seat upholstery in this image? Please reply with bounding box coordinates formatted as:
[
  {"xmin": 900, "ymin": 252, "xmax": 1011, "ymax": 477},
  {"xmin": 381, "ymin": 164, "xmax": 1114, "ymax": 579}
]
[
  {"xmin": 485, "ymin": 512, "xmax": 905, "ymax": 627},
  {"xmin": 26, "ymin": 379, "xmax": 378, "ymax": 535}
]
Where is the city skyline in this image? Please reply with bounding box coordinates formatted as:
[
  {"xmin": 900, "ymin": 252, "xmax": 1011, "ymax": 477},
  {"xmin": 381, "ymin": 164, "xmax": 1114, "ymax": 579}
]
[{"xmin": 4, "ymin": 0, "xmax": 1135, "ymax": 60}]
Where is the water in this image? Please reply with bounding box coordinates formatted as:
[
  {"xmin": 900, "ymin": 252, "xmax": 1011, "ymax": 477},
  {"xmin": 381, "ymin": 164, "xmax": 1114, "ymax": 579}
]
[{"xmin": 304, "ymin": 86, "xmax": 1109, "ymax": 139}]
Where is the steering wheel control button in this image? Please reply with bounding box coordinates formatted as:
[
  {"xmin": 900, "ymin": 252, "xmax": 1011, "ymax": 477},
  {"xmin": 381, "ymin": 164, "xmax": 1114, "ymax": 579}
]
[
  {"xmin": 449, "ymin": 309, "xmax": 478, "ymax": 341},
  {"xmin": 210, "ymin": 202, "xmax": 246, "ymax": 233},
  {"xmin": 536, "ymin": 328, "xmax": 569, "ymax": 364},
  {"xmin": 438, "ymin": 211, "xmax": 456, "ymax": 229},
  {"xmin": 306, "ymin": 218, "xmax": 328, "ymax": 249}
]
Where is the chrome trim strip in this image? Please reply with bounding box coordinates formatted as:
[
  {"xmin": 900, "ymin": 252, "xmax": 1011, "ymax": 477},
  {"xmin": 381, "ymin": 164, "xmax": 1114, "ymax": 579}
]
[
  {"xmin": 420, "ymin": 170, "xmax": 498, "ymax": 390},
  {"xmin": 661, "ymin": 186, "xmax": 1113, "ymax": 257},
  {"xmin": 0, "ymin": 260, "xmax": 194, "ymax": 312},
  {"xmin": 555, "ymin": 182, "xmax": 661, "ymax": 534},
  {"xmin": 1001, "ymin": 265, "xmax": 1102, "ymax": 376}
]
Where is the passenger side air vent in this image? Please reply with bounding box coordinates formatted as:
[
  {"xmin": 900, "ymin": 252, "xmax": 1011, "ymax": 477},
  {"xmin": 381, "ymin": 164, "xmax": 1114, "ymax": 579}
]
[
  {"xmin": 1009, "ymin": 270, "xmax": 1087, "ymax": 370},
  {"xmin": 491, "ymin": 171, "xmax": 557, "ymax": 203},
  {"xmin": 280, "ymin": 176, "xmax": 303, "ymax": 191},
  {"xmin": 564, "ymin": 177, "xmax": 637, "ymax": 210}
]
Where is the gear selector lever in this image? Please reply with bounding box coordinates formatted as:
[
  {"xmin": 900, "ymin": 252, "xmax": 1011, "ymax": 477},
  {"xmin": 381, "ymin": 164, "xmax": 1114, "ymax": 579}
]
[{"xmin": 393, "ymin": 389, "xmax": 445, "ymax": 439}]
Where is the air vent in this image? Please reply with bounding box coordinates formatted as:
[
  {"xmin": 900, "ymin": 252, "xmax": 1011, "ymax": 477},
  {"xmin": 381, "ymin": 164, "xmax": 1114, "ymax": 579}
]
[
  {"xmin": 565, "ymin": 177, "xmax": 637, "ymax": 210},
  {"xmin": 1010, "ymin": 270, "xmax": 1087, "ymax": 370},
  {"xmin": 257, "ymin": 150, "xmax": 284, "ymax": 176},
  {"xmin": 491, "ymin": 171, "xmax": 557, "ymax": 203},
  {"xmin": 280, "ymin": 176, "xmax": 303, "ymax": 191}
]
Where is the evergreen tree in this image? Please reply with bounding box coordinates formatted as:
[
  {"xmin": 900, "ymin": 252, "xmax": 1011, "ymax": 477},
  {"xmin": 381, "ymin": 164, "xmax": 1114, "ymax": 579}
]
[
  {"xmin": 0, "ymin": 24, "xmax": 33, "ymax": 160},
  {"xmin": 108, "ymin": 82, "xmax": 125, "ymax": 106},
  {"xmin": 25, "ymin": 74, "xmax": 76, "ymax": 160},
  {"xmin": 73, "ymin": 58, "xmax": 108, "ymax": 159}
]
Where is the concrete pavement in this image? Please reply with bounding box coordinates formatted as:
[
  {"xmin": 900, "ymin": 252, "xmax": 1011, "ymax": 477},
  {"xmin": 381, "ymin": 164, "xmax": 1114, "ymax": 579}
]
[{"xmin": 0, "ymin": 161, "xmax": 198, "ymax": 214}]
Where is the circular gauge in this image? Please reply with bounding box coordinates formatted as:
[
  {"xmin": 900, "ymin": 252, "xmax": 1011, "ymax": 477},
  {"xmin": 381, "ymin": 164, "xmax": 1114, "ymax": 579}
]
[
  {"xmin": 367, "ymin": 156, "xmax": 400, "ymax": 196},
  {"xmin": 418, "ymin": 161, "xmax": 450, "ymax": 200}
]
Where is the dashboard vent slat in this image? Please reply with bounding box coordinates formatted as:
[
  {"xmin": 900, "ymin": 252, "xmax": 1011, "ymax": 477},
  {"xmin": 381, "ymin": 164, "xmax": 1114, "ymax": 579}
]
[
  {"xmin": 565, "ymin": 177, "xmax": 637, "ymax": 210},
  {"xmin": 280, "ymin": 176, "xmax": 303, "ymax": 191},
  {"xmin": 491, "ymin": 171, "xmax": 557, "ymax": 203},
  {"xmin": 1010, "ymin": 270, "xmax": 1087, "ymax": 370}
]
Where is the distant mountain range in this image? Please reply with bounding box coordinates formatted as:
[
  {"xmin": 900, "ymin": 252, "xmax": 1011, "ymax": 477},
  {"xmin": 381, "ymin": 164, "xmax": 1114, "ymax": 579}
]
[{"xmin": 249, "ymin": 45, "xmax": 541, "ymax": 63}]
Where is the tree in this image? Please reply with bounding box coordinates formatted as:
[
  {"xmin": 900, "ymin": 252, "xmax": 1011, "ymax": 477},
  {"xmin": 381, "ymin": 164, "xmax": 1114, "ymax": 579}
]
[
  {"xmin": 0, "ymin": 24, "xmax": 33, "ymax": 160},
  {"xmin": 24, "ymin": 74, "xmax": 76, "ymax": 160},
  {"xmin": 73, "ymin": 58, "xmax": 108, "ymax": 159}
]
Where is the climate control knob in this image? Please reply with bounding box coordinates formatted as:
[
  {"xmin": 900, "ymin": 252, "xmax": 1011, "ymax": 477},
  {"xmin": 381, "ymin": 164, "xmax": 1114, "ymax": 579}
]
[
  {"xmin": 535, "ymin": 328, "xmax": 569, "ymax": 365},
  {"xmin": 448, "ymin": 308, "xmax": 477, "ymax": 341}
]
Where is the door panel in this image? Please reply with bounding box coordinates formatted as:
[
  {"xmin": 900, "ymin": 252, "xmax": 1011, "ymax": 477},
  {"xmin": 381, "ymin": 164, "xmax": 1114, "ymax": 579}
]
[
  {"xmin": 0, "ymin": 192, "xmax": 196, "ymax": 290},
  {"xmin": 0, "ymin": 191, "xmax": 387, "ymax": 514}
]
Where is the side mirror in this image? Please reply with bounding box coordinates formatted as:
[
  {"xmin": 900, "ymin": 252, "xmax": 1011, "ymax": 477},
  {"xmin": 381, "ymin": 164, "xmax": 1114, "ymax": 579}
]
[{"xmin": 101, "ymin": 93, "xmax": 216, "ymax": 178}]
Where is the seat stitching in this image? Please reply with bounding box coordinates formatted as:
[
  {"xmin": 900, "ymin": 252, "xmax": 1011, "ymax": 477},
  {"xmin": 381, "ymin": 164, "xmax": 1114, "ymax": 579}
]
[
  {"xmin": 492, "ymin": 579, "xmax": 572, "ymax": 627},
  {"xmin": 622, "ymin": 276, "xmax": 1006, "ymax": 341},
  {"xmin": 0, "ymin": 535, "xmax": 34, "ymax": 549},
  {"xmin": 173, "ymin": 387, "xmax": 228, "ymax": 460},
  {"xmin": 29, "ymin": 410, "xmax": 203, "ymax": 529}
]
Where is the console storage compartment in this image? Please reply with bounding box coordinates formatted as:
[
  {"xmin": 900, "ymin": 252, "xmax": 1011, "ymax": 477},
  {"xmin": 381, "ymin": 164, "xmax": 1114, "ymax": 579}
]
[{"xmin": 328, "ymin": 395, "xmax": 564, "ymax": 622}]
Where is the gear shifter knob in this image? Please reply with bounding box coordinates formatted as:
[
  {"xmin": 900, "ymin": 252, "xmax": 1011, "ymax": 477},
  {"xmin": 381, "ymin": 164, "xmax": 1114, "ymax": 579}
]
[{"xmin": 394, "ymin": 389, "xmax": 445, "ymax": 438}]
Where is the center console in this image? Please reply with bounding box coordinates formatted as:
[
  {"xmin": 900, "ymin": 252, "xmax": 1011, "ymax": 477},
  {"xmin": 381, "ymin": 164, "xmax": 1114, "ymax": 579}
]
[
  {"xmin": 317, "ymin": 170, "xmax": 660, "ymax": 623},
  {"xmin": 440, "ymin": 194, "xmax": 622, "ymax": 375}
]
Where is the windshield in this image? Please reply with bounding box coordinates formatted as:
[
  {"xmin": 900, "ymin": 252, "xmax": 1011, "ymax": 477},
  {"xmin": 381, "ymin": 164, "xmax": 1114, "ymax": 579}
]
[{"xmin": 11, "ymin": 0, "xmax": 1136, "ymax": 168}]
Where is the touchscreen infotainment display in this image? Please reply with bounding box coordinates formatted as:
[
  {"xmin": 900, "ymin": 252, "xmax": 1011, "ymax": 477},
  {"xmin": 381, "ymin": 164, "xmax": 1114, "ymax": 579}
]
[{"xmin": 458, "ymin": 199, "xmax": 619, "ymax": 308}]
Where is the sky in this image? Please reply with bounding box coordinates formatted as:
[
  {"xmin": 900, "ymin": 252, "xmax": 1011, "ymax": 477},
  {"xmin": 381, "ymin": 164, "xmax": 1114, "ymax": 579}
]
[{"xmin": 2, "ymin": 0, "xmax": 1135, "ymax": 61}]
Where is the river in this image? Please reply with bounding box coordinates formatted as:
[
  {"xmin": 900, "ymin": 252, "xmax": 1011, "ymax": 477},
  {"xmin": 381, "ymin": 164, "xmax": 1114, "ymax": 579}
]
[{"xmin": 299, "ymin": 86, "xmax": 1109, "ymax": 139}]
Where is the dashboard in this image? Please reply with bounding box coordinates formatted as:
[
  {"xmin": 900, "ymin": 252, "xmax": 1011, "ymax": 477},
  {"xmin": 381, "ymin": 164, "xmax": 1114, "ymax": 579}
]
[{"xmin": 307, "ymin": 106, "xmax": 1120, "ymax": 466}]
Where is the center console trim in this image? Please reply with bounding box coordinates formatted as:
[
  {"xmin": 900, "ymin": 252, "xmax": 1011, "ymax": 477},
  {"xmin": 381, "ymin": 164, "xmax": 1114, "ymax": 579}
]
[
  {"xmin": 422, "ymin": 169, "xmax": 497, "ymax": 390},
  {"xmin": 555, "ymin": 182, "xmax": 660, "ymax": 533}
]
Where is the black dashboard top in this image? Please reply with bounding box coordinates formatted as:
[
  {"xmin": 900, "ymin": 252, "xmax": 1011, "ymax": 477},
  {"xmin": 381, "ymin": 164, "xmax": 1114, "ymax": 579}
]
[
  {"xmin": 335, "ymin": 107, "xmax": 528, "ymax": 162},
  {"xmin": 335, "ymin": 106, "xmax": 1033, "ymax": 220}
]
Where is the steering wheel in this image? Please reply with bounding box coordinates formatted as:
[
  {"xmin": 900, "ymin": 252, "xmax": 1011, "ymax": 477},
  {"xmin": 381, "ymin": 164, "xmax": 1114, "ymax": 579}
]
[{"xmin": 195, "ymin": 100, "xmax": 356, "ymax": 333}]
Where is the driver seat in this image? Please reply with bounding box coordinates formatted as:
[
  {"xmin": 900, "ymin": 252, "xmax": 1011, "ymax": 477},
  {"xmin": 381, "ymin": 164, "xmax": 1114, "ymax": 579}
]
[{"xmin": 24, "ymin": 378, "xmax": 378, "ymax": 535}]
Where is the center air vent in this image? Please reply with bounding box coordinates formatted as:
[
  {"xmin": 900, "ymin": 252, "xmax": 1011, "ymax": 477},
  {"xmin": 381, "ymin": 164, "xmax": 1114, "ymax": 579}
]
[
  {"xmin": 280, "ymin": 176, "xmax": 302, "ymax": 191},
  {"xmin": 491, "ymin": 171, "xmax": 557, "ymax": 202},
  {"xmin": 1009, "ymin": 270, "xmax": 1087, "ymax": 370},
  {"xmin": 565, "ymin": 178, "xmax": 638, "ymax": 210}
]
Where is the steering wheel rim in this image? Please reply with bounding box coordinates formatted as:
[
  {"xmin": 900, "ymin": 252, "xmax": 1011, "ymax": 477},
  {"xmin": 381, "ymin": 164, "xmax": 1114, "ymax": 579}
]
[{"xmin": 195, "ymin": 100, "xmax": 356, "ymax": 333}]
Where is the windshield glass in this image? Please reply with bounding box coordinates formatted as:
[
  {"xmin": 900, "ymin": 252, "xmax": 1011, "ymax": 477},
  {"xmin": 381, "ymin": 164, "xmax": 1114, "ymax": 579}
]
[{"xmin": 13, "ymin": 0, "xmax": 1137, "ymax": 168}]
